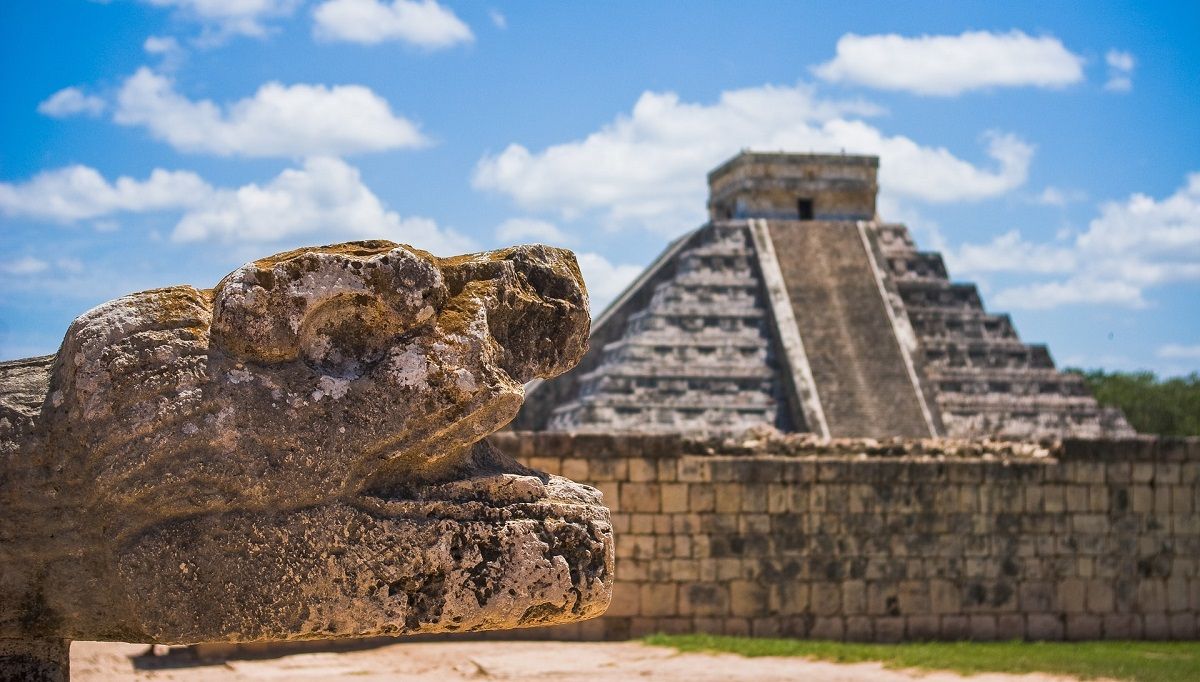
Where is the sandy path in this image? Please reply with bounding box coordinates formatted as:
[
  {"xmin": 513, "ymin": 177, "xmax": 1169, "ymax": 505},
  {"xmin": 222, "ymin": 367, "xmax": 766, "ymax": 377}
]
[{"xmin": 72, "ymin": 640, "xmax": 1099, "ymax": 682}]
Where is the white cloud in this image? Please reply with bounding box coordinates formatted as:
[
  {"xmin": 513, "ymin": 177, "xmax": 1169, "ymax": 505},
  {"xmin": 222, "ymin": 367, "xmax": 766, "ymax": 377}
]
[
  {"xmin": 144, "ymin": 35, "xmax": 186, "ymax": 70},
  {"xmin": 0, "ymin": 256, "xmax": 87, "ymax": 278},
  {"xmin": 488, "ymin": 8, "xmax": 506, "ymax": 29},
  {"xmin": 0, "ymin": 158, "xmax": 471, "ymax": 255},
  {"xmin": 0, "ymin": 257, "xmax": 50, "ymax": 276},
  {"xmin": 948, "ymin": 173, "xmax": 1200, "ymax": 309},
  {"xmin": 144, "ymin": 35, "xmax": 181, "ymax": 54},
  {"xmin": 575, "ymin": 252, "xmax": 642, "ymax": 313},
  {"xmin": 37, "ymin": 87, "xmax": 106, "ymax": 118},
  {"xmin": 1104, "ymin": 77, "xmax": 1132, "ymax": 93},
  {"xmin": 143, "ymin": 0, "xmax": 300, "ymax": 41},
  {"xmin": 173, "ymin": 156, "xmax": 472, "ymax": 253},
  {"xmin": 473, "ymin": 83, "xmax": 1031, "ymax": 234},
  {"xmin": 1106, "ymin": 50, "xmax": 1135, "ymax": 73},
  {"xmin": 313, "ymin": 0, "xmax": 473, "ymax": 48},
  {"xmin": 993, "ymin": 279, "xmax": 1147, "ymax": 309},
  {"xmin": 0, "ymin": 165, "xmax": 212, "ymax": 222},
  {"xmin": 495, "ymin": 218, "xmax": 571, "ymax": 245},
  {"xmin": 114, "ymin": 67, "xmax": 427, "ymax": 157},
  {"xmin": 1158, "ymin": 344, "xmax": 1200, "ymax": 360},
  {"xmin": 1105, "ymin": 49, "xmax": 1135, "ymax": 93},
  {"xmin": 1035, "ymin": 185, "xmax": 1087, "ymax": 207},
  {"xmin": 813, "ymin": 30, "xmax": 1085, "ymax": 96},
  {"xmin": 56, "ymin": 257, "xmax": 85, "ymax": 273},
  {"xmin": 950, "ymin": 230, "xmax": 1077, "ymax": 275}
]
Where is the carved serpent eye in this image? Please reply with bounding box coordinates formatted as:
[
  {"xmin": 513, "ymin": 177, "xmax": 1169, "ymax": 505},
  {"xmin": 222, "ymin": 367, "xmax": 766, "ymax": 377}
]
[
  {"xmin": 299, "ymin": 293, "xmax": 408, "ymax": 376},
  {"xmin": 210, "ymin": 242, "xmax": 447, "ymax": 372}
]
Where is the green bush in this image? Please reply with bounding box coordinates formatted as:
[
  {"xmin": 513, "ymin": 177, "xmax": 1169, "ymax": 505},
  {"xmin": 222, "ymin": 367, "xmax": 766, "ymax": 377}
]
[{"xmin": 1067, "ymin": 369, "xmax": 1200, "ymax": 436}]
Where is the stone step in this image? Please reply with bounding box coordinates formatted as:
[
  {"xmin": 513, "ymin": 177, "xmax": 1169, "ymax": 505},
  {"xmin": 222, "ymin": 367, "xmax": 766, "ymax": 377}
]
[{"xmin": 768, "ymin": 220, "xmax": 933, "ymax": 438}]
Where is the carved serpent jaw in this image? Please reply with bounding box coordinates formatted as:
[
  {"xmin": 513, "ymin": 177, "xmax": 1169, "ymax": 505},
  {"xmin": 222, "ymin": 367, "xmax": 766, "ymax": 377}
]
[
  {"xmin": 116, "ymin": 440, "xmax": 612, "ymax": 643},
  {"xmin": 0, "ymin": 240, "xmax": 610, "ymax": 646}
]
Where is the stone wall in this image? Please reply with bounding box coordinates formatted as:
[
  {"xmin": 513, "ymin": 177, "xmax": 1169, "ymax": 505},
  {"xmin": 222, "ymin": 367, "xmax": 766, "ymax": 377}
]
[{"xmin": 493, "ymin": 432, "xmax": 1200, "ymax": 641}]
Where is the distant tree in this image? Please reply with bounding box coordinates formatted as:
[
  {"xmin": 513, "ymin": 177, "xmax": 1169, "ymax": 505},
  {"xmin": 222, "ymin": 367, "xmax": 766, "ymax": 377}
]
[{"xmin": 1066, "ymin": 369, "xmax": 1200, "ymax": 436}]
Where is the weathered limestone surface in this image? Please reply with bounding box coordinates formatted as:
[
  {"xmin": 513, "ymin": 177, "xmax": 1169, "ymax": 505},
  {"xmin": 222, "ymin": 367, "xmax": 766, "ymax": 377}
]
[{"xmin": 0, "ymin": 240, "xmax": 613, "ymax": 678}]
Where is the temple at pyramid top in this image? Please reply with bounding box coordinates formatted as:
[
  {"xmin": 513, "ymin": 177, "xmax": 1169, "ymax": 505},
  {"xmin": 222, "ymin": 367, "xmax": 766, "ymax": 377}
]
[
  {"xmin": 516, "ymin": 151, "xmax": 1133, "ymax": 440},
  {"xmin": 707, "ymin": 151, "xmax": 878, "ymax": 222}
]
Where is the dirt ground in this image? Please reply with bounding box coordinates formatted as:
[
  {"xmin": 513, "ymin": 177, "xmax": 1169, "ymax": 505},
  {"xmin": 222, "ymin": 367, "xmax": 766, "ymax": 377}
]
[{"xmin": 72, "ymin": 640, "xmax": 1105, "ymax": 682}]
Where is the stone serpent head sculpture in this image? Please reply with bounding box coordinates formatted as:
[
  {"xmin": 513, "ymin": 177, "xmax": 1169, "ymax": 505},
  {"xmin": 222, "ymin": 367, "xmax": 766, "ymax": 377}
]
[{"xmin": 0, "ymin": 240, "xmax": 611, "ymax": 679}]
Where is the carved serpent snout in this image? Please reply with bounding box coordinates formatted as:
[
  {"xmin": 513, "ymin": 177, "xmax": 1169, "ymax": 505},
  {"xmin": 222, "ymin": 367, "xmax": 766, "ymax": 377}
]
[{"xmin": 211, "ymin": 241, "xmax": 589, "ymax": 383}]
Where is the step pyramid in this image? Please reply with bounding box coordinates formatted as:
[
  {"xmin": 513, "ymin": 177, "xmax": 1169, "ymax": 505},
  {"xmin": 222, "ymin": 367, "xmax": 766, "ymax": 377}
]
[{"xmin": 516, "ymin": 152, "xmax": 1133, "ymax": 439}]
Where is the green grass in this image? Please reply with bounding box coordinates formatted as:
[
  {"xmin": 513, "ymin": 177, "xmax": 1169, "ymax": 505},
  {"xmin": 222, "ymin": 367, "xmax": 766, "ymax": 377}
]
[{"xmin": 644, "ymin": 634, "xmax": 1200, "ymax": 682}]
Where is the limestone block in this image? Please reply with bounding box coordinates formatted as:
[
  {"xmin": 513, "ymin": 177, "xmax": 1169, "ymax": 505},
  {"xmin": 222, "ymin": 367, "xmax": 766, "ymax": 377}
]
[
  {"xmin": 1086, "ymin": 580, "xmax": 1115, "ymax": 613},
  {"xmin": 1020, "ymin": 582, "xmax": 1055, "ymax": 613},
  {"xmin": 629, "ymin": 458, "xmax": 657, "ymax": 483},
  {"xmin": 1168, "ymin": 613, "xmax": 1196, "ymax": 639},
  {"xmin": 640, "ymin": 583, "xmax": 678, "ymax": 617},
  {"xmin": 621, "ymin": 483, "xmax": 661, "ymax": 512},
  {"xmin": 630, "ymin": 514, "xmax": 655, "ymax": 534},
  {"xmin": 1027, "ymin": 614, "xmax": 1064, "ymax": 640},
  {"xmin": 1058, "ymin": 578, "xmax": 1087, "ymax": 613},
  {"xmin": 1102, "ymin": 614, "xmax": 1138, "ymax": 639},
  {"xmin": 729, "ymin": 580, "xmax": 769, "ymax": 617},
  {"xmin": 1066, "ymin": 614, "xmax": 1102, "ymax": 640},
  {"xmin": 1143, "ymin": 614, "xmax": 1171, "ymax": 639},
  {"xmin": 845, "ymin": 616, "xmax": 873, "ymax": 641},
  {"xmin": 1171, "ymin": 486, "xmax": 1193, "ymax": 514},
  {"xmin": 1137, "ymin": 580, "xmax": 1168, "ymax": 613},
  {"xmin": 1133, "ymin": 463, "xmax": 1157, "ymax": 484},
  {"xmin": 995, "ymin": 614, "xmax": 1025, "ymax": 640},
  {"xmin": 741, "ymin": 484, "xmax": 769, "ymax": 513},
  {"xmin": 1066, "ymin": 485, "xmax": 1090, "ymax": 512},
  {"xmin": 842, "ymin": 580, "xmax": 867, "ymax": 615},
  {"xmin": 872, "ymin": 616, "xmax": 903, "ymax": 642},
  {"xmin": 689, "ymin": 484, "xmax": 716, "ymax": 512},
  {"xmin": 906, "ymin": 615, "xmax": 939, "ymax": 640},
  {"xmin": 1166, "ymin": 577, "xmax": 1189, "ymax": 613},
  {"xmin": 770, "ymin": 583, "xmax": 809, "ymax": 615},
  {"xmin": 714, "ymin": 484, "xmax": 743, "ymax": 513},
  {"xmin": 588, "ymin": 457, "xmax": 625, "ymax": 482},
  {"xmin": 656, "ymin": 459, "xmax": 678, "ymax": 482},
  {"xmin": 673, "ymin": 536, "xmax": 693, "ymax": 558},
  {"xmin": 653, "ymin": 514, "xmax": 673, "ymax": 535},
  {"xmin": 939, "ymin": 615, "xmax": 971, "ymax": 640},
  {"xmin": 867, "ymin": 582, "xmax": 896, "ymax": 616},
  {"xmin": 0, "ymin": 241, "xmax": 611, "ymax": 676},
  {"xmin": 680, "ymin": 583, "xmax": 729, "ymax": 617},
  {"xmin": 677, "ymin": 457, "xmax": 711, "ymax": 483},
  {"xmin": 660, "ymin": 483, "xmax": 689, "ymax": 513},
  {"xmin": 898, "ymin": 580, "xmax": 933, "ymax": 615},
  {"xmin": 812, "ymin": 582, "xmax": 843, "ymax": 617},
  {"xmin": 670, "ymin": 558, "xmax": 699, "ymax": 581},
  {"xmin": 809, "ymin": 617, "xmax": 845, "ymax": 640},
  {"xmin": 605, "ymin": 585, "xmax": 640, "ymax": 618},
  {"xmin": 723, "ymin": 618, "xmax": 752, "ymax": 636}
]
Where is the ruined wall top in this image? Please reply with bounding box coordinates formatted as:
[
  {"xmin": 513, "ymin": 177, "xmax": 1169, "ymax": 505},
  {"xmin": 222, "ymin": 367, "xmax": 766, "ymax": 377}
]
[{"xmin": 707, "ymin": 151, "xmax": 878, "ymax": 222}]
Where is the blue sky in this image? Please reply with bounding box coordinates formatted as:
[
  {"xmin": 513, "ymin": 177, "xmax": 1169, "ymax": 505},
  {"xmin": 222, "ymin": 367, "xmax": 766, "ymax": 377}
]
[{"xmin": 1, "ymin": 1, "xmax": 1197, "ymax": 375}]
